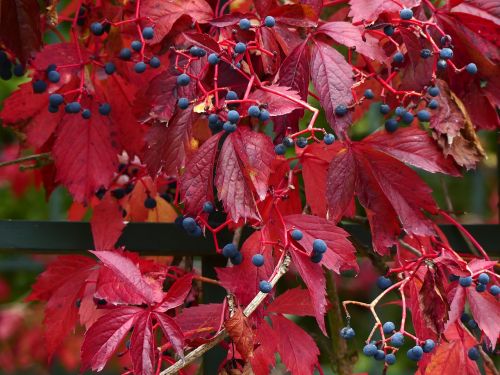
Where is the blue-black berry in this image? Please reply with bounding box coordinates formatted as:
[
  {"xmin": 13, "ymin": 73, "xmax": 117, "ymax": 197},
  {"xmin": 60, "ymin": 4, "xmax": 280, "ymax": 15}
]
[
  {"xmin": 374, "ymin": 350, "xmax": 385, "ymax": 361},
  {"xmin": 90, "ymin": 22, "xmax": 104, "ymax": 36},
  {"xmin": 202, "ymin": 201, "xmax": 214, "ymax": 213},
  {"xmin": 291, "ymin": 229, "xmax": 303, "ymax": 240},
  {"xmin": 437, "ymin": 59, "xmax": 448, "ymax": 70},
  {"xmin": 239, "ymin": 18, "xmax": 251, "ymax": 30},
  {"xmin": 310, "ymin": 252, "xmax": 323, "ymax": 263},
  {"xmin": 230, "ymin": 252, "xmax": 243, "ymax": 265},
  {"xmin": 340, "ymin": 327, "xmax": 355, "ymax": 339},
  {"xmin": 407, "ymin": 345, "xmax": 423, "ymax": 361},
  {"xmin": 48, "ymin": 70, "xmax": 60, "ymax": 83},
  {"xmin": 383, "ymin": 322, "xmax": 396, "ymax": 334},
  {"xmin": 182, "ymin": 217, "xmax": 197, "ymax": 232},
  {"xmin": 324, "ymin": 133, "xmax": 335, "ymax": 145},
  {"xmin": 428, "ymin": 99, "xmax": 439, "ymax": 109},
  {"xmin": 364, "ymin": 89, "xmax": 374, "ymax": 99},
  {"xmin": 49, "ymin": 93, "xmax": 64, "ymax": 107},
  {"xmin": 489, "ymin": 285, "xmax": 500, "ymax": 296},
  {"xmin": 420, "ymin": 49, "xmax": 432, "ymax": 59},
  {"xmin": 393, "ymin": 52, "xmax": 404, "ymax": 64},
  {"xmin": 478, "ymin": 273, "xmax": 490, "ymax": 284},
  {"xmin": 81, "ymin": 109, "xmax": 91, "ymax": 119},
  {"xmin": 149, "ymin": 56, "xmax": 161, "ymax": 68},
  {"xmin": 259, "ymin": 280, "xmax": 272, "ymax": 293},
  {"xmin": 390, "ymin": 332, "xmax": 404, "ymax": 347},
  {"xmin": 131, "ymin": 40, "xmax": 142, "ymax": 52},
  {"xmin": 13, "ymin": 64, "xmax": 24, "ymax": 76},
  {"xmin": 377, "ymin": 276, "xmax": 392, "ymax": 290},
  {"xmin": 417, "ymin": 110, "xmax": 431, "ymax": 122},
  {"xmin": 439, "ymin": 48, "xmax": 453, "ymax": 60},
  {"xmin": 282, "ymin": 136, "xmax": 294, "ymax": 148},
  {"xmin": 459, "ymin": 276, "xmax": 472, "ymax": 287},
  {"xmin": 264, "ymin": 16, "xmax": 276, "ymax": 27},
  {"xmin": 99, "ymin": 103, "xmax": 111, "ymax": 115},
  {"xmin": 296, "ymin": 137, "xmax": 308, "ymax": 148},
  {"xmin": 466, "ymin": 63, "xmax": 477, "ymax": 75},
  {"xmin": 252, "ymin": 254, "xmax": 265, "ymax": 267},
  {"xmin": 380, "ymin": 104, "xmax": 390, "ymax": 114},
  {"xmin": 226, "ymin": 91, "xmax": 238, "ymax": 100},
  {"xmin": 222, "ymin": 243, "xmax": 238, "ymax": 258},
  {"xmin": 384, "ymin": 25, "xmax": 394, "ymax": 36},
  {"xmin": 65, "ymin": 101, "xmax": 81, "ymax": 114},
  {"xmin": 428, "ymin": 86, "xmax": 440, "ymax": 97},
  {"xmin": 313, "ymin": 239, "xmax": 327, "ymax": 254},
  {"xmin": 385, "ymin": 118, "xmax": 398, "ymax": 133},
  {"xmin": 468, "ymin": 347, "xmax": 480, "ymax": 361},
  {"xmin": 134, "ymin": 61, "xmax": 147, "ymax": 73},
  {"xmin": 208, "ymin": 53, "xmax": 220, "ymax": 65},
  {"xmin": 400, "ymin": 8, "xmax": 413, "ymax": 20},
  {"xmin": 227, "ymin": 110, "xmax": 240, "ymax": 123},
  {"xmin": 275, "ymin": 144, "xmax": 286, "ymax": 155},
  {"xmin": 363, "ymin": 343, "xmax": 378, "ymax": 357},
  {"xmin": 177, "ymin": 73, "xmax": 190, "ymax": 86},
  {"xmin": 476, "ymin": 283, "xmax": 486, "ymax": 292},
  {"xmin": 335, "ymin": 105, "xmax": 348, "ymax": 117},
  {"xmin": 119, "ymin": 48, "xmax": 132, "ymax": 60},
  {"xmin": 248, "ymin": 105, "xmax": 261, "ymax": 117},
  {"xmin": 422, "ymin": 339, "xmax": 435, "ymax": 353},
  {"xmin": 259, "ymin": 109, "xmax": 270, "ymax": 121},
  {"xmin": 223, "ymin": 122, "xmax": 237, "ymax": 133},
  {"xmin": 178, "ymin": 98, "xmax": 190, "ymax": 110},
  {"xmin": 234, "ymin": 42, "xmax": 247, "ymax": 54},
  {"xmin": 144, "ymin": 196, "xmax": 157, "ymax": 209},
  {"xmin": 142, "ymin": 27, "xmax": 154, "ymax": 40},
  {"xmin": 104, "ymin": 62, "xmax": 116, "ymax": 74},
  {"xmin": 385, "ymin": 353, "xmax": 396, "ymax": 365},
  {"xmin": 401, "ymin": 111, "xmax": 414, "ymax": 124}
]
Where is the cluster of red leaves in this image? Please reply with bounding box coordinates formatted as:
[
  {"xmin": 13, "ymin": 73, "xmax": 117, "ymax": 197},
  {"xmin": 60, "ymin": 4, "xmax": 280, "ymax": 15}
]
[{"xmin": 0, "ymin": 0, "xmax": 498, "ymax": 374}]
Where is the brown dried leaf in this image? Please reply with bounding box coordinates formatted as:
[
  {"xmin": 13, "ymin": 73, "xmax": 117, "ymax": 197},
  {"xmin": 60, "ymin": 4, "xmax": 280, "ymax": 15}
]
[
  {"xmin": 430, "ymin": 80, "xmax": 486, "ymax": 170},
  {"xmin": 224, "ymin": 308, "xmax": 254, "ymax": 360}
]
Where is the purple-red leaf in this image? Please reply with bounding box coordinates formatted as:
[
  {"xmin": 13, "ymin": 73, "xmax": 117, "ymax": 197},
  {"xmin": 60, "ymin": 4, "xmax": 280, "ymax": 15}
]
[
  {"xmin": 311, "ymin": 40, "xmax": 353, "ymax": 137},
  {"xmin": 91, "ymin": 195, "xmax": 125, "ymax": 250},
  {"xmin": 267, "ymin": 288, "xmax": 315, "ymax": 316},
  {"xmin": 248, "ymin": 85, "xmax": 303, "ymax": 117},
  {"xmin": 154, "ymin": 312, "xmax": 185, "ymax": 358},
  {"xmin": 130, "ymin": 311, "xmax": 156, "ymax": 375},
  {"xmin": 156, "ymin": 274, "xmax": 193, "ymax": 312},
  {"xmin": 466, "ymin": 287, "xmax": 500, "ymax": 345}
]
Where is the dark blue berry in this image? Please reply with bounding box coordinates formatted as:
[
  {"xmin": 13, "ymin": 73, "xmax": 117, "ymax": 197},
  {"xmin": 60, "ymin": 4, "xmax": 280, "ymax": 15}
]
[
  {"xmin": 144, "ymin": 196, "xmax": 157, "ymax": 209},
  {"xmin": 182, "ymin": 217, "xmax": 197, "ymax": 232},
  {"xmin": 187, "ymin": 225, "xmax": 202, "ymax": 237},
  {"xmin": 81, "ymin": 109, "xmax": 91, "ymax": 119},
  {"xmin": 383, "ymin": 322, "xmax": 396, "ymax": 334},
  {"xmin": 134, "ymin": 61, "xmax": 147, "ymax": 73},
  {"xmin": 400, "ymin": 8, "xmax": 413, "ymax": 20},
  {"xmin": 177, "ymin": 73, "xmax": 190, "ymax": 86},
  {"xmin": 478, "ymin": 273, "xmax": 490, "ymax": 284},
  {"xmin": 230, "ymin": 252, "xmax": 243, "ymax": 265},
  {"xmin": 468, "ymin": 347, "xmax": 480, "ymax": 361},
  {"xmin": 428, "ymin": 99, "xmax": 439, "ymax": 109},
  {"xmin": 264, "ymin": 16, "xmax": 276, "ymax": 27},
  {"xmin": 393, "ymin": 52, "xmax": 404, "ymax": 64},
  {"xmin": 208, "ymin": 114, "xmax": 219, "ymax": 124},
  {"xmin": 226, "ymin": 91, "xmax": 238, "ymax": 100},
  {"xmin": 385, "ymin": 118, "xmax": 399, "ymax": 133},
  {"xmin": 383, "ymin": 25, "xmax": 394, "ymax": 36},
  {"xmin": 313, "ymin": 239, "xmax": 327, "ymax": 254},
  {"xmin": 202, "ymin": 201, "xmax": 214, "ymax": 213},
  {"xmin": 440, "ymin": 35, "xmax": 452, "ymax": 47},
  {"xmin": 335, "ymin": 104, "xmax": 348, "ymax": 117},
  {"xmin": 489, "ymin": 285, "xmax": 500, "ymax": 296},
  {"xmin": 13, "ymin": 64, "xmax": 24, "ymax": 76},
  {"xmin": 296, "ymin": 137, "xmax": 308, "ymax": 148},
  {"xmin": 395, "ymin": 106, "xmax": 405, "ymax": 116},
  {"xmin": 274, "ymin": 144, "xmax": 286, "ymax": 155},
  {"xmin": 119, "ymin": 48, "xmax": 132, "ymax": 60},
  {"xmin": 340, "ymin": 327, "xmax": 355, "ymax": 339},
  {"xmin": 48, "ymin": 70, "xmax": 60, "ymax": 83},
  {"xmin": 449, "ymin": 274, "xmax": 460, "ymax": 282},
  {"xmin": 468, "ymin": 319, "xmax": 478, "ymax": 329},
  {"xmin": 248, "ymin": 105, "xmax": 261, "ymax": 117},
  {"xmin": 423, "ymin": 339, "xmax": 435, "ymax": 353},
  {"xmin": 407, "ymin": 345, "xmax": 423, "ymax": 361},
  {"xmin": 222, "ymin": 243, "xmax": 238, "ymax": 258},
  {"xmin": 377, "ymin": 276, "xmax": 392, "ymax": 290},
  {"xmin": 49, "ymin": 93, "xmax": 64, "ymax": 107},
  {"xmin": 420, "ymin": 49, "xmax": 432, "ymax": 59},
  {"xmin": 234, "ymin": 42, "xmax": 247, "ymax": 54},
  {"xmin": 48, "ymin": 105, "xmax": 59, "ymax": 113},
  {"xmin": 380, "ymin": 104, "xmax": 390, "ymax": 114},
  {"xmin": 252, "ymin": 254, "xmax": 265, "ymax": 267},
  {"xmin": 417, "ymin": 110, "xmax": 431, "ymax": 122},
  {"xmin": 310, "ymin": 252, "xmax": 323, "ymax": 263},
  {"xmin": 239, "ymin": 18, "xmax": 251, "ymax": 30},
  {"xmin": 363, "ymin": 343, "xmax": 378, "ymax": 357},
  {"xmin": 291, "ymin": 229, "xmax": 303, "ymax": 240},
  {"xmin": 208, "ymin": 53, "xmax": 220, "ymax": 65},
  {"xmin": 439, "ymin": 48, "xmax": 453, "ymax": 60},
  {"xmin": 227, "ymin": 110, "xmax": 240, "ymax": 123},
  {"xmin": 90, "ymin": 22, "xmax": 104, "ymax": 36},
  {"xmin": 104, "ymin": 62, "xmax": 116, "ymax": 74},
  {"xmin": 259, "ymin": 280, "xmax": 272, "ymax": 293},
  {"xmin": 65, "ymin": 101, "xmax": 81, "ymax": 113},
  {"xmin": 390, "ymin": 332, "xmax": 404, "ymax": 347},
  {"xmin": 374, "ymin": 350, "xmax": 386, "ymax": 361},
  {"xmin": 465, "ymin": 63, "xmax": 477, "ymax": 75},
  {"xmin": 324, "ymin": 133, "xmax": 335, "ymax": 145},
  {"xmin": 401, "ymin": 111, "xmax": 414, "ymax": 124},
  {"xmin": 282, "ymin": 136, "xmax": 294, "ymax": 148},
  {"xmin": 476, "ymin": 283, "xmax": 486, "ymax": 292},
  {"xmin": 131, "ymin": 40, "xmax": 142, "ymax": 52},
  {"xmin": 460, "ymin": 313, "xmax": 470, "ymax": 323},
  {"xmin": 385, "ymin": 353, "xmax": 396, "ymax": 365},
  {"xmin": 259, "ymin": 109, "xmax": 270, "ymax": 121},
  {"xmin": 190, "ymin": 46, "xmax": 206, "ymax": 57},
  {"xmin": 428, "ymin": 86, "xmax": 440, "ymax": 97},
  {"xmin": 111, "ymin": 188, "xmax": 126, "ymax": 199},
  {"xmin": 178, "ymin": 98, "xmax": 190, "ymax": 109},
  {"xmin": 459, "ymin": 276, "xmax": 472, "ymax": 287},
  {"xmin": 149, "ymin": 56, "xmax": 161, "ymax": 68},
  {"xmin": 99, "ymin": 103, "xmax": 111, "ymax": 115},
  {"xmin": 223, "ymin": 122, "xmax": 237, "ymax": 133},
  {"xmin": 142, "ymin": 27, "xmax": 154, "ymax": 40},
  {"xmin": 437, "ymin": 59, "xmax": 448, "ymax": 70},
  {"xmin": 46, "ymin": 64, "xmax": 57, "ymax": 72},
  {"xmin": 364, "ymin": 89, "xmax": 374, "ymax": 99}
]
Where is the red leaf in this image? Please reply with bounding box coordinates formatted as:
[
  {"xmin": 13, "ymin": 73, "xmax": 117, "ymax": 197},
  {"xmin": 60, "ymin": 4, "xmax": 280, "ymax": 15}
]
[
  {"xmin": 52, "ymin": 101, "xmax": 119, "ymax": 203},
  {"xmin": 311, "ymin": 40, "xmax": 353, "ymax": 137},
  {"xmin": 216, "ymin": 231, "xmax": 274, "ymax": 307},
  {"xmin": 81, "ymin": 306, "xmax": 141, "ymax": 372},
  {"xmin": 156, "ymin": 274, "xmax": 193, "ymax": 312},
  {"xmin": 417, "ymin": 323, "xmax": 480, "ymax": 375},
  {"xmin": 284, "ymin": 214, "xmax": 358, "ymax": 274},
  {"xmin": 399, "ymin": 28, "xmax": 434, "ymax": 91},
  {"xmin": 91, "ymin": 251, "xmax": 163, "ymax": 305},
  {"xmin": 144, "ymin": 107, "xmax": 197, "ymax": 177},
  {"xmin": 363, "ymin": 127, "xmax": 461, "ymax": 176},
  {"xmin": 259, "ymin": 28, "xmax": 281, "ymax": 75},
  {"xmin": 224, "ymin": 307, "xmax": 254, "ymax": 360},
  {"xmin": 215, "ymin": 128, "xmax": 274, "ymax": 222},
  {"xmin": 267, "ymin": 288, "xmax": 315, "ymax": 316},
  {"xmin": 91, "ymin": 195, "xmax": 125, "ymax": 250},
  {"xmin": 134, "ymin": 72, "xmax": 178, "ymax": 122},
  {"xmin": 248, "ymin": 85, "xmax": 303, "ymax": 117},
  {"xmin": 130, "ymin": 311, "xmax": 156, "ymax": 375},
  {"xmin": 289, "ymin": 250, "xmax": 327, "ymax": 334},
  {"xmin": 277, "ymin": 40, "xmax": 310, "ymax": 101},
  {"xmin": 27, "ymin": 256, "xmax": 96, "ymax": 358},
  {"xmin": 466, "ymin": 287, "xmax": 500, "ymax": 345},
  {"xmin": 445, "ymin": 285, "xmax": 466, "ymax": 331},
  {"xmin": 316, "ymin": 22, "xmax": 386, "ymax": 61},
  {"xmin": 270, "ymin": 315, "xmax": 320, "ymax": 374},
  {"xmin": 31, "ymin": 42, "xmax": 90, "ymax": 73},
  {"xmin": 154, "ymin": 312, "xmax": 185, "ymax": 358},
  {"xmin": 140, "ymin": 0, "xmax": 213, "ymax": 43},
  {"xmin": 0, "ymin": 0, "xmax": 42, "ymax": 63},
  {"xmin": 418, "ymin": 268, "xmax": 449, "ymax": 337},
  {"xmin": 348, "ymin": 0, "xmax": 420, "ymax": 23},
  {"xmin": 251, "ymin": 321, "xmax": 278, "ymax": 375},
  {"xmin": 174, "ymin": 303, "xmax": 223, "ymax": 333},
  {"xmin": 183, "ymin": 32, "xmax": 221, "ymax": 54},
  {"xmin": 180, "ymin": 133, "xmax": 222, "ymax": 217}
]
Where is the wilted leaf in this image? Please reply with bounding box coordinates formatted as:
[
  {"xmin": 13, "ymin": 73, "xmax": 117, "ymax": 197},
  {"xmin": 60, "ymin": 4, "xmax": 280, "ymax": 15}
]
[{"xmin": 225, "ymin": 308, "xmax": 254, "ymax": 360}]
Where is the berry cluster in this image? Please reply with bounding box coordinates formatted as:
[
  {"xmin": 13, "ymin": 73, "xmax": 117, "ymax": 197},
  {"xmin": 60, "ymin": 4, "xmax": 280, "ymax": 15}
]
[
  {"xmin": 451, "ymin": 272, "xmax": 499, "ymax": 295},
  {"xmin": 0, "ymin": 50, "xmax": 24, "ymax": 80}
]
